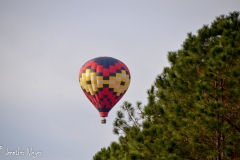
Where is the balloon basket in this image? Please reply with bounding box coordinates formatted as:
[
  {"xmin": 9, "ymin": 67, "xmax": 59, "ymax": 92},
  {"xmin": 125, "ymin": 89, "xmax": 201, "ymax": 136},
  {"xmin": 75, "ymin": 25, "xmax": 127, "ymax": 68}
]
[{"xmin": 101, "ymin": 118, "xmax": 106, "ymax": 124}]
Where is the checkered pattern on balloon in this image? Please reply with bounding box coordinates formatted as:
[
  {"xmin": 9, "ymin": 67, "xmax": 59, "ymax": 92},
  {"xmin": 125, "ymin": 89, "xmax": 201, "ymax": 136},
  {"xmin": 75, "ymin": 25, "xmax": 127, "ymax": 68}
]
[{"xmin": 79, "ymin": 57, "xmax": 131, "ymax": 121}]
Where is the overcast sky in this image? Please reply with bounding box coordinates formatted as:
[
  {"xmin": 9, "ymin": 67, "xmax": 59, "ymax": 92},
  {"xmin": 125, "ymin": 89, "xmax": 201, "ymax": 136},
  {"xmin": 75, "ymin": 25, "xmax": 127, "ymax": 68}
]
[{"xmin": 0, "ymin": 1, "xmax": 239, "ymax": 160}]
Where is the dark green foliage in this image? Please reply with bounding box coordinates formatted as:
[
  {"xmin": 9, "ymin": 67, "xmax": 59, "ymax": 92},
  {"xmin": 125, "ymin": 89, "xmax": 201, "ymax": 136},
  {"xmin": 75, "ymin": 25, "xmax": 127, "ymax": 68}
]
[{"xmin": 93, "ymin": 11, "xmax": 240, "ymax": 160}]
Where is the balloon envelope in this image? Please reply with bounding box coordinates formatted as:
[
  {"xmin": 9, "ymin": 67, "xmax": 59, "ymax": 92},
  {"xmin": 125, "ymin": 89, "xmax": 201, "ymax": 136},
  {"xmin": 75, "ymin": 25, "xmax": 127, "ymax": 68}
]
[{"xmin": 79, "ymin": 57, "xmax": 131, "ymax": 117}]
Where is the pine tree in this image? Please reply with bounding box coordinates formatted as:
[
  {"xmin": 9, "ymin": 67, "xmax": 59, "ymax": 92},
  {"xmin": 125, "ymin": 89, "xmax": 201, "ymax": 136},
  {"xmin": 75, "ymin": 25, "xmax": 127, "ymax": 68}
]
[{"xmin": 93, "ymin": 11, "xmax": 240, "ymax": 160}]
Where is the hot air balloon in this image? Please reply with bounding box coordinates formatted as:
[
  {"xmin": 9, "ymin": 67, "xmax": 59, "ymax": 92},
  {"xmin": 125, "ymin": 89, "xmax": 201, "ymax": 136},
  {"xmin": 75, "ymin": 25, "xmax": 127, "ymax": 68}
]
[{"xmin": 79, "ymin": 57, "xmax": 131, "ymax": 124}]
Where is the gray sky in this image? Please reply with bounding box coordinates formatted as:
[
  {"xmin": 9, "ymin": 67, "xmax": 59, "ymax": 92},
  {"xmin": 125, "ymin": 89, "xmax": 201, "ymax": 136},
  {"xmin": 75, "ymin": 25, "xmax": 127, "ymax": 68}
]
[{"xmin": 0, "ymin": 1, "xmax": 239, "ymax": 159}]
